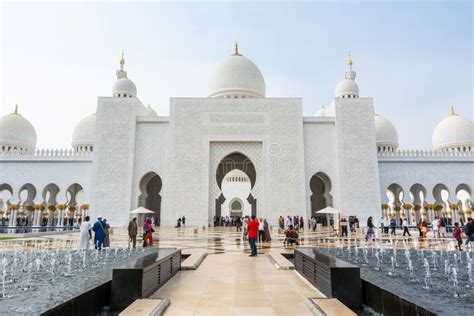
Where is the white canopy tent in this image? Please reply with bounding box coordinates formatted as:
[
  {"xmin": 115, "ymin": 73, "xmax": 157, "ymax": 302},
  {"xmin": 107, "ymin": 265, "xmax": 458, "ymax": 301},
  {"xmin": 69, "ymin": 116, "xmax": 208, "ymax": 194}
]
[
  {"xmin": 315, "ymin": 207, "xmax": 341, "ymax": 236},
  {"xmin": 129, "ymin": 207, "xmax": 154, "ymax": 215},
  {"xmin": 129, "ymin": 207, "xmax": 154, "ymax": 233},
  {"xmin": 315, "ymin": 207, "xmax": 340, "ymax": 214}
]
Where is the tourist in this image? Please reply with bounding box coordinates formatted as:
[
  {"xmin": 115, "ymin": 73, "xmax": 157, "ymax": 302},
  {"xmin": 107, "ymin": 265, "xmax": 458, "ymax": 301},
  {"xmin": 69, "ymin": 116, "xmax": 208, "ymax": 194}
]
[
  {"xmin": 247, "ymin": 215, "xmax": 258, "ymax": 256},
  {"xmin": 79, "ymin": 215, "xmax": 92, "ymax": 251},
  {"xmin": 389, "ymin": 217, "xmax": 396, "ymax": 236},
  {"xmin": 353, "ymin": 216, "xmax": 359, "ymax": 231},
  {"xmin": 312, "ymin": 216, "xmax": 317, "ymax": 232},
  {"xmin": 340, "ymin": 217, "xmax": 348, "ymax": 237},
  {"xmin": 420, "ymin": 220, "xmax": 428, "ymax": 239},
  {"xmin": 464, "ymin": 217, "xmax": 473, "ymax": 248},
  {"xmin": 453, "ymin": 222, "xmax": 463, "ymax": 251},
  {"xmin": 299, "ymin": 216, "xmax": 304, "ymax": 231},
  {"xmin": 365, "ymin": 217, "xmax": 376, "ymax": 242},
  {"xmin": 182, "ymin": 216, "xmax": 186, "ymax": 226},
  {"xmin": 103, "ymin": 219, "xmax": 111, "ymax": 247},
  {"xmin": 143, "ymin": 218, "xmax": 154, "ymax": 247},
  {"xmin": 380, "ymin": 217, "xmax": 385, "ymax": 235},
  {"xmin": 278, "ymin": 216, "xmax": 284, "ymax": 230},
  {"xmin": 431, "ymin": 217, "xmax": 440, "ymax": 238},
  {"xmin": 283, "ymin": 225, "xmax": 299, "ymax": 246},
  {"xmin": 92, "ymin": 216, "xmax": 106, "ymax": 250},
  {"xmin": 263, "ymin": 218, "xmax": 271, "ymax": 242},
  {"xmin": 402, "ymin": 218, "xmax": 411, "ymax": 236},
  {"xmin": 242, "ymin": 216, "xmax": 248, "ymax": 241},
  {"xmin": 439, "ymin": 217, "xmax": 446, "ymax": 238},
  {"xmin": 175, "ymin": 217, "xmax": 182, "ymax": 228},
  {"xmin": 128, "ymin": 217, "xmax": 138, "ymax": 248},
  {"xmin": 258, "ymin": 218, "xmax": 265, "ymax": 242},
  {"xmin": 236, "ymin": 216, "xmax": 242, "ymax": 232}
]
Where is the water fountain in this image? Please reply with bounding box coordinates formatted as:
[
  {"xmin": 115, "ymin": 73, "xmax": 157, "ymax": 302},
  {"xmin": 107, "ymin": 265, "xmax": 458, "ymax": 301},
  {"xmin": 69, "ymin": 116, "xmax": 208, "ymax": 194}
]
[
  {"xmin": 374, "ymin": 251, "xmax": 381, "ymax": 271},
  {"xmin": 451, "ymin": 267, "xmax": 460, "ymax": 298},
  {"xmin": 0, "ymin": 245, "xmax": 156, "ymax": 314},
  {"xmin": 322, "ymin": 239, "xmax": 473, "ymax": 314},
  {"xmin": 388, "ymin": 256, "xmax": 396, "ymax": 276},
  {"xmin": 422, "ymin": 258, "xmax": 432, "ymax": 289}
]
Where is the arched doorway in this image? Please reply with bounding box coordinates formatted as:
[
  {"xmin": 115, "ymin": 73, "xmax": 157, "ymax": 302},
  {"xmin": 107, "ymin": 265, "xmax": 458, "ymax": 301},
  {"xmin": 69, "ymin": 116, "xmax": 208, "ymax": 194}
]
[
  {"xmin": 215, "ymin": 152, "xmax": 257, "ymax": 219},
  {"xmin": 310, "ymin": 172, "xmax": 332, "ymax": 226},
  {"xmin": 138, "ymin": 172, "xmax": 162, "ymax": 226},
  {"xmin": 229, "ymin": 198, "xmax": 244, "ymax": 217}
]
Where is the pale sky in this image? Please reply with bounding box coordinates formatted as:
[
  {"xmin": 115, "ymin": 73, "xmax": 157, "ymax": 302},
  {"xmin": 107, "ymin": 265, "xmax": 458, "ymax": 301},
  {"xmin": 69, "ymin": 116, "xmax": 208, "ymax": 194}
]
[{"xmin": 1, "ymin": 1, "xmax": 472, "ymax": 149}]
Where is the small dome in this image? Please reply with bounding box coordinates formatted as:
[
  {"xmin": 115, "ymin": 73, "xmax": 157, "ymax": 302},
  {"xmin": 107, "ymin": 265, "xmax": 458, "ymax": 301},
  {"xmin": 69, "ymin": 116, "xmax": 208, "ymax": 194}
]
[
  {"xmin": 208, "ymin": 44, "xmax": 265, "ymax": 98},
  {"xmin": 374, "ymin": 114, "xmax": 398, "ymax": 151},
  {"xmin": 112, "ymin": 78, "xmax": 137, "ymax": 98},
  {"xmin": 432, "ymin": 107, "xmax": 474, "ymax": 151},
  {"xmin": 112, "ymin": 52, "xmax": 137, "ymax": 98},
  {"xmin": 315, "ymin": 105, "xmax": 326, "ymax": 117},
  {"xmin": 145, "ymin": 105, "xmax": 157, "ymax": 116},
  {"xmin": 335, "ymin": 79, "xmax": 359, "ymax": 98},
  {"xmin": 0, "ymin": 106, "xmax": 37, "ymax": 152},
  {"xmin": 334, "ymin": 54, "xmax": 359, "ymax": 99},
  {"xmin": 72, "ymin": 114, "xmax": 96, "ymax": 151}
]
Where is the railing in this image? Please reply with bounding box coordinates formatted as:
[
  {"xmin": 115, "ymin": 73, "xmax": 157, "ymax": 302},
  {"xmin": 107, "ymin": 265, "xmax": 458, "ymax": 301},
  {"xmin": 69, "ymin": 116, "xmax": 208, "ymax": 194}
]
[
  {"xmin": 0, "ymin": 148, "xmax": 93, "ymax": 160},
  {"xmin": 0, "ymin": 225, "xmax": 79, "ymax": 234},
  {"xmin": 378, "ymin": 149, "xmax": 474, "ymax": 160}
]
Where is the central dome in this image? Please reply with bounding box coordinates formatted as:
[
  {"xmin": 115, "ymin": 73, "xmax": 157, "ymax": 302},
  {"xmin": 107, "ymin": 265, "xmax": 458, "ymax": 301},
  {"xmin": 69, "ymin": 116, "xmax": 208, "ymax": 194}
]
[{"xmin": 208, "ymin": 44, "xmax": 265, "ymax": 98}]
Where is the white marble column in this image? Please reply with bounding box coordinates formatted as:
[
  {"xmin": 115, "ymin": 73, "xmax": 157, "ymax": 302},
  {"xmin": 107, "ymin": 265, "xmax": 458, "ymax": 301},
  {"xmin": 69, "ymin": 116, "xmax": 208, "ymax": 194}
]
[{"xmin": 11, "ymin": 210, "xmax": 17, "ymax": 227}]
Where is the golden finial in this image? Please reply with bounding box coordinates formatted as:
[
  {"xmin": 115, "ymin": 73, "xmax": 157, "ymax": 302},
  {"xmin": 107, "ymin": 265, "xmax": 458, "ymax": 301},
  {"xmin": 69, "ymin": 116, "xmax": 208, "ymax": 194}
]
[
  {"xmin": 232, "ymin": 42, "xmax": 241, "ymax": 56},
  {"xmin": 12, "ymin": 104, "xmax": 19, "ymax": 115},
  {"xmin": 346, "ymin": 52, "xmax": 353, "ymax": 71},
  {"xmin": 450, "ymin": 105, "xmax": 457, "ymax": 116},
  {"xmin": 120, "ymin": 51, "xmax": 125, "ymax": 66}
]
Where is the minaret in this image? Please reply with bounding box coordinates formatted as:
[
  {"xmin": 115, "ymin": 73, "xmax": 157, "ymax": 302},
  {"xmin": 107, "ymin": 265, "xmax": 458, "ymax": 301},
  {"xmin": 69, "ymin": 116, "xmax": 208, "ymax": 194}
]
[
  {"xmin": 116, "ymin": 51, "xmax": 127, "ymax": 79},
  {"xmin": 344, "ymin": 53, "xmax": 356, "ymax": 80}
]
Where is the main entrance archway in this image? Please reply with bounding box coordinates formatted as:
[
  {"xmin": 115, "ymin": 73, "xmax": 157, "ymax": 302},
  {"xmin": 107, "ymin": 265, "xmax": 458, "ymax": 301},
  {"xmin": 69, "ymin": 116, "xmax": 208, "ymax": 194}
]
[
  {"xmin": 310, "ymin": 172, "xmax": 332, "ymax": 226},
  {"xmin": 138, "ymin": 172, "xmax": 162, "ymax": 226},
  {"xmin": 215, "ymin": 152, "xmax": 257, "ymax": 219}
]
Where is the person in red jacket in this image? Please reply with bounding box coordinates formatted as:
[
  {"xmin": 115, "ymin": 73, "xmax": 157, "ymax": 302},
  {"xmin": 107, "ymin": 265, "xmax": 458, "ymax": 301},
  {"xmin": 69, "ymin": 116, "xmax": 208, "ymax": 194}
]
[
  {"xmin": 453, "ymin": 222, "xmax": 463, "ymax": 251},
  {"xmin": 247, "ymin": 215, "xmax": 258, "ymax": 256}
]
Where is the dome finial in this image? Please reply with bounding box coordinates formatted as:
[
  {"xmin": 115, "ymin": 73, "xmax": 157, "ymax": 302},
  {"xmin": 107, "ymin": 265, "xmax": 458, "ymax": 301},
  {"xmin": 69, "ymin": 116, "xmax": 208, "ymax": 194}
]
[
  {"xmin": 119, "ymin": 50, "xmax": 125, "ymax": 70},
  {"xmin": 346, "ymin": 52, "xmax": 353, "ymax": 71},
  {"xmin": 450, "ymin": 105, "xmax": 457, "ymax": 116},
  {"xmin": 12, "ymin": 104, "xmax": 19, "ymax": 115},
  {"xmin": 232, "ymin": 42, "xmax": 241, "ymax": 56}
]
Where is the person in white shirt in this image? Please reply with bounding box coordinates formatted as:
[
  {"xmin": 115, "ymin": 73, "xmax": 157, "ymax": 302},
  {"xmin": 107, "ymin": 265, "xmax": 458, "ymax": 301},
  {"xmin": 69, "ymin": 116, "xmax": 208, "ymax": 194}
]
[
  {"xmin": 258, "ymin": 218, "xmax": 265, "ymax": 242},
  {"xmin": 402, "ymin": 218, "xmax": 411, "ymax": 237},
  {"xmin": 431, "ymin": 218, "xmax": 439, "ymax": 238},
  {"xmin": 79, "ymin": 216, "xmax": 92, "ymax": 250}
]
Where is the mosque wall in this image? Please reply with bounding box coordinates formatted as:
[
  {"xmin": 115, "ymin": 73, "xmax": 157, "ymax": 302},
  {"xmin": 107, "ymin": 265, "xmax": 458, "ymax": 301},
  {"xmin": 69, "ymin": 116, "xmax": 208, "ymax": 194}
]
[
  {"xmin": 302, "ymin": 117, "xmax": 339, "ymax": 216},
  {"xmin": 378, "ymin": 159, "xmax": 474, "ymax": 202},
  {"xmin": 164, "ymin": 97, "xmax": 306, "ymax": 226},
  {"xmin": 90, "ymin": 97, "xmax": 141, "ymax": 226},
  {"xmin": 130, "ymin": 118, "xmax": 170, "ymax": 211},
  {"xmin": 334, "ymin": 97, "xmax": 381, "ymax": 225},
  {"xmin": 0, "ymin": 159, "xmax": 92, "ymax": 204}
]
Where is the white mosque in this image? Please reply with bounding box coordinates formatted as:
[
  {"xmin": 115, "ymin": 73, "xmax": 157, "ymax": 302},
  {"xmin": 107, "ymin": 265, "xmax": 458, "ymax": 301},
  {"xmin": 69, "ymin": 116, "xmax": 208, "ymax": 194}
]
[{"xmin": 1, "ymin": 45, "xmax": 473, "ymax": 228}]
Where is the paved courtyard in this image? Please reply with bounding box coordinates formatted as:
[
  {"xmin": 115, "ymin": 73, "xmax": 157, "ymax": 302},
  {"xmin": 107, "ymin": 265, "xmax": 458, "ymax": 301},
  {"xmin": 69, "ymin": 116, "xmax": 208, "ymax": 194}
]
[{"xmin": 0, "ymin": 225, "xmax": 459, "ymax": 315}]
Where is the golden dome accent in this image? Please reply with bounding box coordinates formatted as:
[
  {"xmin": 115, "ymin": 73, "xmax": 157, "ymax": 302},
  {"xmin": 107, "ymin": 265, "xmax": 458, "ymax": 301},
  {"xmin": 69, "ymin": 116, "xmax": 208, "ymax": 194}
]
[
  {"xmin": 450, "ymin": 105, "xmax": 458, "ymax": 116},
  {"xmin": 232, "ymin": 42, "xmax": 241, "ymax": 56},
  {"xmin": 346, "ymin": 53, "xmax": 353, "ymax": 71}
]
